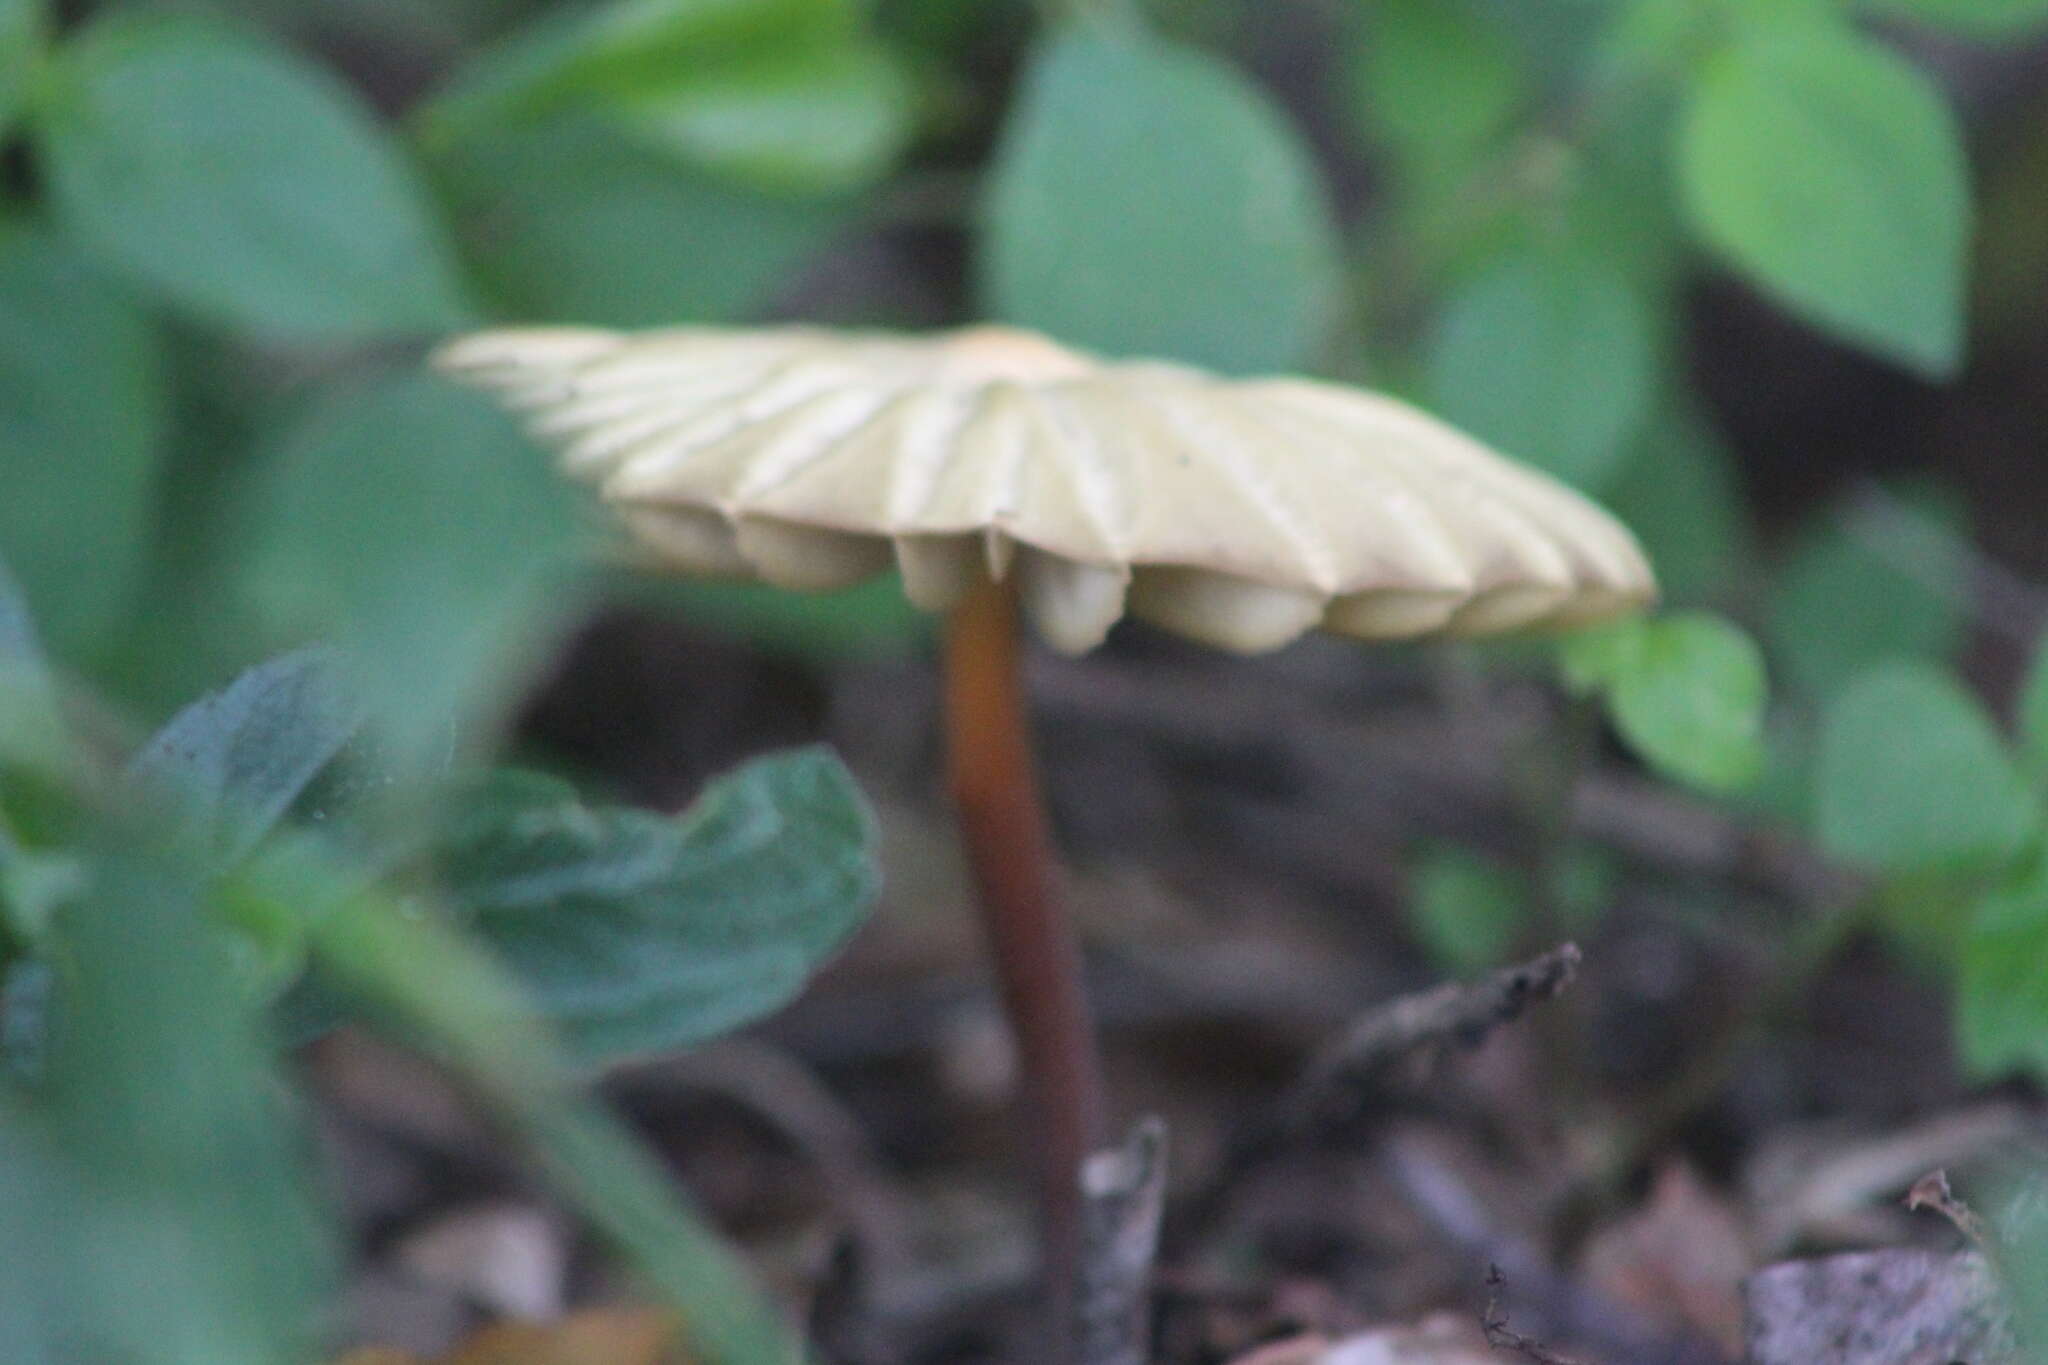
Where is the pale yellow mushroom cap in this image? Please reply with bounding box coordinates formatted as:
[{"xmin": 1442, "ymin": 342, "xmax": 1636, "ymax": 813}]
[{"xmin": 432, "ymin": 323, "xmax": 1656, "ymax": 655}]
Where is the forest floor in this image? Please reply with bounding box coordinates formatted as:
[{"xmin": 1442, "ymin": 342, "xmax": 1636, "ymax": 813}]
[{"xmin": 313, "ymin": 608, "xmax": 2044, "ymax": 1365}]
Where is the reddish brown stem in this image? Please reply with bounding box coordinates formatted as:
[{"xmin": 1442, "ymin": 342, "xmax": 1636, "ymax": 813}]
[{"xmin": 943, "ymin": 572, "xmax": 1109, "ymax": 1355}]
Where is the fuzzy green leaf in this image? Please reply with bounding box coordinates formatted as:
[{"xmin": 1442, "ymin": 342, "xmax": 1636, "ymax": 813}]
[
  {"xmin": 422, "ymin": 0, "xmax": 911, "ymax": 195},
  {"xmin": 1609, "ymin": 613, "xmax": 1768, "ymax": 793},
  {"xmin": 437, "ymin": 747, "xmax": 878, "ymax": 1062},
  {"xmin": 1563, "ymin": 613, "xmax": 1768, "ymax": 793},
  {"xmin": 1604, "ymin": 412, "xmax": 1752, "ymax": 603},
  {"xmin": 38, "ymin": 14, "xmax": 470, "ymax": 339},
  {"xmin": 126, "ymin": 649, "xmax": 360, "ymax": 865},
  {"xmin": 433, "ymin": 113, "xmax": 854, "ymax": 327},
  {"xmin": 12, "ymin": 849, "xmax": 333, "ymax": 1365},
  {"xmin": 1426, "ymin": 243, "xmax": 1658, "ymax": 491},
  {"xmin": 981, "ymin": 23, "xmax": 1344, "ymax": 374},
  {"xmin": 0, "ymin": 230, "xmax": 165, "ymax": 663},
  {"xmin": 1815, "ymin": 661, "xmax": 2038, "ymax": 874},
  {"xmin": 1959, "ymin": 856, "xmax": 2048, "ymax": 1081},
  {"xmin": 0, "ymin": 0, "xmax": 43, "ymax": 136},
  {"xmin": 246, "ymin": 374, "xmax": 584, "ymax": 772},
  {"xmin": 1678, "ymin": 25, "xmax": 1969, "ymax": 376},
  {"xmin": 1352, "ymin": 0, "xmax": 1525, "ymax": 173},
  {"xmin": 1765, "ymin": 484, "xmax": 1967, "ymax": 701}
]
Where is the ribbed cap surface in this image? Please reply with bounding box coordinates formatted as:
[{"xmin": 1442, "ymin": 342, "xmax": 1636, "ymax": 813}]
[{"xmin": 435, "ymin": 324, "xmax": 1656, "ymax": 654}]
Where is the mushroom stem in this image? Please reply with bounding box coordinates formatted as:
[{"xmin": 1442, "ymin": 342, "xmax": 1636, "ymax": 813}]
[{"xmin": 943, "ymin": 570, "xmax": 1109, "ymax": 1350}]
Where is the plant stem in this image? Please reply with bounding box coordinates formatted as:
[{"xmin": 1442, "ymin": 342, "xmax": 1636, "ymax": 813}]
[
  {"xmin": 943, "ymin": 573, "xmax": 1108, "ymax": 1357},
  {"xmin": 267, "ymin": 856, "xmax": 802, "ymax": 1365}
]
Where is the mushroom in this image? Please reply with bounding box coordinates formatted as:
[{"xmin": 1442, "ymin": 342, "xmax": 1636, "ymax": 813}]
[{"xmin": 431, "ymin": 322, "xmax": 1656, "ymax": 1354}]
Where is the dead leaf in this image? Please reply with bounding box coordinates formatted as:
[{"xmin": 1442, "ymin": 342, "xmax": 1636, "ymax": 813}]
[
  {"xmin": 1579, "ymin": 1160, "xmax": 1749, "ymax": 1354},
  {"xmin": 1314, "ymin": 1314, "xmax": 1498, "ymax": 1364},
  {"xmin": 338, "ymin": 1308, "xmax": 683, "ymax": 1365},
  {"xmin": 1743, "ymin": 1249, "xmax": 2017, "ymax": 1365}
]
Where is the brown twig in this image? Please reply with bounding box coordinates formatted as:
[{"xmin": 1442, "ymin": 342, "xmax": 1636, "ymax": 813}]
[
  {"xmin": 1172, "ymin": 946, "xmax": 1587, "ymax": 1252},
  {"xmin": 1282, "ymin": 944, "xmax": 1582, "ymax": 1136},
  {"xmin": 1907, "ymin": 1169, "xmax": 2004, "ymax": 1275},
  {"xmin": 1481, "ymin": 1265, "xmax": 1590, "ymax": 1365}
]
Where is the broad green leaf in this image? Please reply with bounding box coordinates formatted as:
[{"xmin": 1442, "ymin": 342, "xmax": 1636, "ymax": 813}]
[
  {"xmin": 126, "ymin": 648, "xmax": 360, "ymax": 864},
  {"xmin": 292, "ymin": 847, "xmax": 804, "ymax": 1365},
  {"xmin": 1677, "ymin": 26, "xmax": 1970, "ymax": 376},
  {"xmin": 1765, "ymin": 484, "xmax": 1966, "ymax": 700},
  {"xmin": 1959, "ymin": 855, "xmax": 2048, "ymax": 1080},
  {"xmin": 433, "ymin": 0, "xmax": 846, "ymax": 122},
  {"xmin": 0, "ymin": 230, "xmax": 165, "ymax": 662},
  {"xmin": 435, "ymin": 747, "xmax": 878, "ymax": 1062},
  {"xmin": 1865, "ymin": 0, "xmax": 2048, "ymax": 35},
  {"xmin": 1814, "ymin": 661, "xmax": 2038, "ymax": 874},
  {"xmin": 1407, "ymin": 844, "xmax": 1524, "ymax": 971},
  {"xmin": 1594, "ymin": 0, "xmax": 1710, "ymax": 84},
  {"xmin": 433, "ymin": 113, "xmax": 854, "ymax": 326},
  {"xmin": 245, "ymin": 373, "xmax": 584, "ymax": 772},
  {"xmin": 2021, "ymin": 632, "xmax": 2048, "ymax": 790},
  {"xmin": 610, "ymin": 39, "xmax": 912, "ymax": 195},
  {"xmin": 37, "ymin": 14, "xmax": 470, "ymax": 339},
  {"xmin": 1425, "ymin": 243, "xmax": 1658, "ymax": 490},
  {"xmin": 981, "ymin": 24, "xmax": 1344, "ymax": 374},
  {"xmin": 0, "ymin": 0, "xmax": 44, "ymax": 136},
  {"xmin": 1606, "ymin": 613, "xmax": 1768, "ymax": 793},
  {"xmin": 1556, "ymin": 616, "xmax": 1646, "ymax": 695},
  {"xmin": 421, "ymin": 0, "xmax": 912, "ymax": 196},
  {"xmin": 1352, "ymin": 0, "xmax": 1525, "ymax": 173},
  {"xmin": 1562, "ymin": 613, "xmax": 1768, "ymax": 792},
  {"xmin": 25, "ymin": 849, "xmax": 332, "ymax": 1365},
  {"xmin": 1604, "ymin": 411, "xmax": 1752, "ymax": 602},
  {"xmin": 0, "ymin": 557, "xmax": 64, "ymax": 771}
]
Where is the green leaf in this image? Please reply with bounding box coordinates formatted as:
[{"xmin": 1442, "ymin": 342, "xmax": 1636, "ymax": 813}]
[
  {"xmin": 421, "ymin": 0, "xmax": 912, "ymax": 196},
  {"xmin": 432, "ymin": 113, "xmax": 854, "ymax": 327},
  {"xmin": 1959, "ymin": 855, "xmax": 2048, "ymax": 1079},
  {"xmin": 19, "ymin": 848, "xmax": 332, "ymax": 1365},
  {"xmin": 1765, "ymin": 483, "xmax": 1967, "ymax": 700},
  {"xmin": 981, "ymin": 24, "xmax": 1344, "ymax": 375},
  {"xmin": 1677, "ymin": 25, "xmax": 1970, "ymax": 377},
  {"xmin": 0, "ymin": 557, "xmax": 64, "ymax": 772},
  {"xmin": 292, "ymin": 846, "xmax": 803, "ymax": 1365},
  {"xmin": 1564, "ymin": 613, "xmax": 1768, "ymax": 793},
  {"xmin": 126, "ymin": 648, "xmax": 360, "ymax": 865},
  {"xmin": 607, "ymin": 39, "xmax": 912, "ymax": 195},
  {"xmin": 37, "ymin": 14, "xmax": 470, "ymax": 339},
  {"xmin": 245, "ymin": 373, "xmax": 585, "ymax": 773},
  {"xmin": 1407, "ymin": 844, "xmax": 1525, "ymax": 972},
  {"xmin": 1604, "ymin": 410, "xmax": 1752, "ymax": 602},
  {"xmin": 1864, "ymin": 0, "xmax": 2048, "ymax": 36},
  {"xmin": 436, "ymin": 748, "xmax": 877, "ymax": 1062},
  {"xmin": 1814, "ymin": 661, "xmax": 2039, "ymax": 874},
  {"xmin": 0, "ymin": 230, "xmax": 166, "ymax": 662},
  {"xmin": 1556, "ymin": 615, "xmax": 1646, "ymax": 695},
  {"xmin": 2021, "ymin": 632, "xmax": 2048, "ymax": 791},
  {"xmin": 1351, "ymin": 0, "xmax": 1525, "ymax": 173},
  {"xmin": 1425, "ymin": 242, "xmax": 1658, "ymax": 490},
  {"xmin": 0, "ymin": 0, "xmax": 44, "ymax": 136}
]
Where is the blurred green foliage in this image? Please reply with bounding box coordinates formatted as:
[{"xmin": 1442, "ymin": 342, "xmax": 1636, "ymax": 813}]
[
  {"xmin": 981, "ymin": 17, "xmax": 1344, "ymax": 374},
  {"xmin": 3, "ymin": 0, "xmax": 2048, "ymax": 1355}
]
